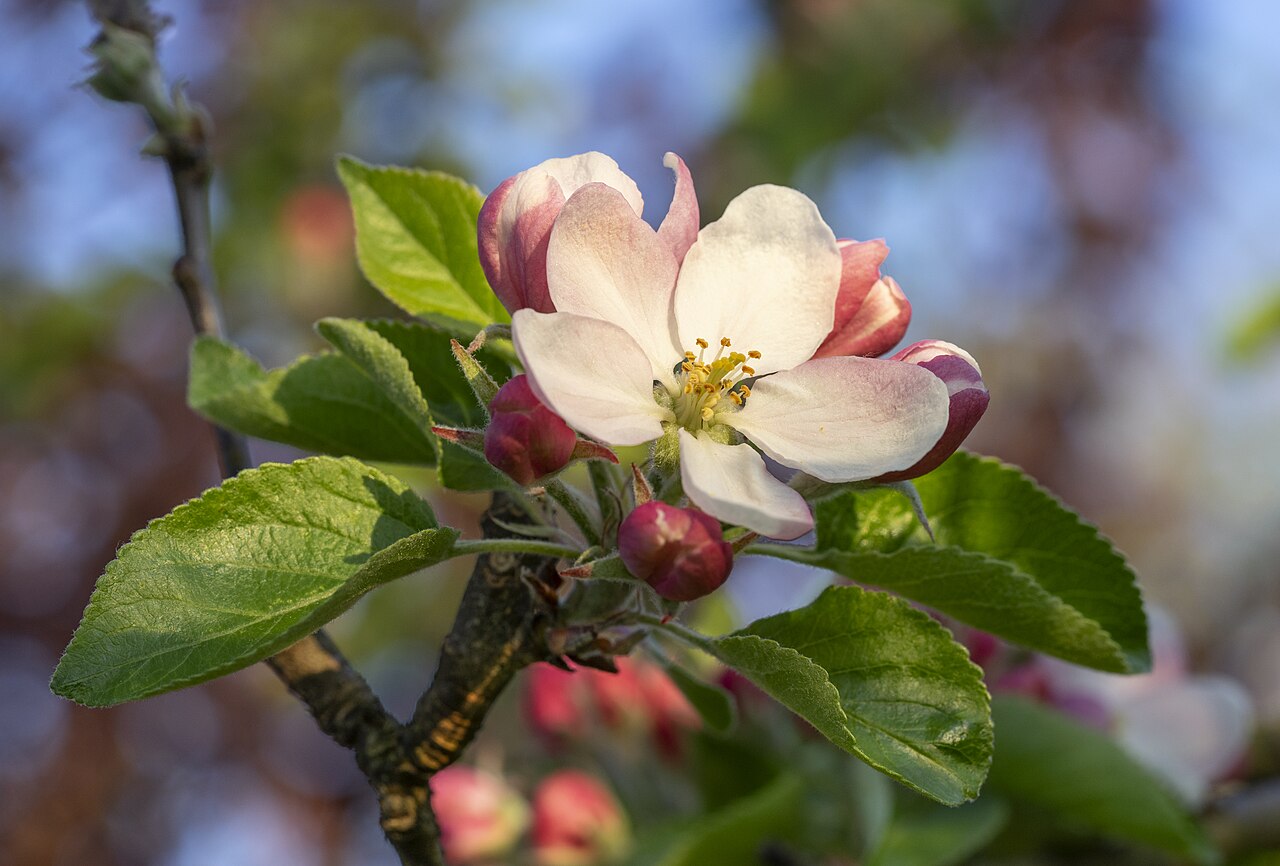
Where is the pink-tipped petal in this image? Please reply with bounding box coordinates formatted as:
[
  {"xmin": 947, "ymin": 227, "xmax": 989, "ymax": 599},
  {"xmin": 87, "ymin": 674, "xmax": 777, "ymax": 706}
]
[
  {"xmin": 871, "ymin": 340, "xmax": 989, "ymax": 482},
  {"xmin": 479, "ymin": 171, "xmax": 563, "ymax": 313},
  {"xmin": 728, "ymin": 355, "xmax": 950, "ymax": 483},
  {"xmin": 678, "ymin": 430, "xmax": 814, "ymax": 540},
  {"xmin": 674, "ymin": 185, "xmax": 841, "ymax": 375},
  {"xmin": 817, "ymin": 277, "xmax": 912, "ymax": 359},
  {"xmin": 546, "ymin": 183, "xmax": 681, "ymax": 384},
  {"xmin": 538, "ymin": 152, "xmax": 644, "ymax": 217},
  {"xmin": 478, "ymin": 153, "xmax": 644, "ymax": 315},
  {"xmin": 829, "ymin": 239, "xmax": 890, "ymax": 333},
  {"xmin": 512, "ymin": 310, "xmax": 671, "ymax": 447},
  {"xmin": 656, "ymin": 152, "xmax": 700, "ymax": 265},
  {"xmin": 815, "ymin": 240, "xmax": 912, "ymax": 358},
  {"xmin": 477, "ymin": 175, "xmax": 517, "ymax": 307}
]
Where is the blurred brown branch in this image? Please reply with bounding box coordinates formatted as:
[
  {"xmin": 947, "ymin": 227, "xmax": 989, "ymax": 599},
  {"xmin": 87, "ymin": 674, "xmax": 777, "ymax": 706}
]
[
  {"xmin": 82, "ymin": 3, "xmax": 447, "ymax": 863},
  {"xmin": 79, "ymin": 4, "xmax": 581, "ymax": 864}
]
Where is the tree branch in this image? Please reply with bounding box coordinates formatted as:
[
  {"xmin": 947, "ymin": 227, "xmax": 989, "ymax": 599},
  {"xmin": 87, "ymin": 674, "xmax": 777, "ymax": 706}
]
[
  {"xmin": 405, "ymin": 493, "xmax": 559, "ymax": 773},
  {"xmin": 85, "ymin": 6, "xmax": 443, "ymax": 863},
  {"xmin": 86, "ymin": 8, "xmax": 603, "ymax": 866}
]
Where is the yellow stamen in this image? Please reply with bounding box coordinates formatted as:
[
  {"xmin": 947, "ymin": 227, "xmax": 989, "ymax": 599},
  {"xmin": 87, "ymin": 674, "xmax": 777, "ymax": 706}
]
[{"xmin": 747, "ymin": 349, "xmax": 761, "ymax": 359}]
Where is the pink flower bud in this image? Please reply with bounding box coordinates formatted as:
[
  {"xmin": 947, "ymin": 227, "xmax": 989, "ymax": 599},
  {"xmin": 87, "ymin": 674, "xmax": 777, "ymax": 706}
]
[
  {"xmin": 630, "ymin": 658, "xmax": 701, "ymax": 757},
  {"xmin": 873, "ymin": 340, "xmax": 989, "ymax": 482},
  {"xmin": 618, "ymin": 502, "xmax": 733, "ymax": 602},
  {"xmin": 477, "ymin": 152, "xmax": 698, "ymax": 313},
  {"xmin": 532, "ymin": 771, "xmax": 630, "ymax": 866},
  {"xmin": 813, "ymin": 239, "xmax": 912, "ymax": 359},
  {"xmin": 484, "ymin": 375, "xmax": 577, "ymax": 485},
  {"xmin": 430, "ymin": 766, "xmax": 530, "ymax": 865},
  {"xmin": 524, "ymin": 662, "xmax": 590, "ymax": 747}
]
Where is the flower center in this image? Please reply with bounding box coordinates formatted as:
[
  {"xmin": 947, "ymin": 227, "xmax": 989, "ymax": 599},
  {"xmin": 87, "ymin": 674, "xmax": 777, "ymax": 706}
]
[{"xmin": 670, "ymin": 337, "xmax": 759, "ymax": 431}]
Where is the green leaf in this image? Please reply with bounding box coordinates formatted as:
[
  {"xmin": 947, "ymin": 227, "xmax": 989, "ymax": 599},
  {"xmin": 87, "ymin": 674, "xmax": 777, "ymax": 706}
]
[
  {"xmin": 337, "ymin": 156, "xmax": 506, "ymax": 334},
  {"xmin": 188, "ymin": 336, "xmax": 439, "ymax": 464},
  {"xmin": 688, "ymin": 732, "xmax": 781, "ymax": 814},
  {"xmin": 190, "ymin": 321, "xmax": 515, "ymax": 489},
  {"xmin": 316, "ymin": 317, "xmax": 434, "ymax": 437},
  {"xmin": 987, "ymin": 696, "xmax": 1217, "ymax": 864},
  {"xmin": 710, "ymin": 586, "xmax": 992, "ymax": 806},
  {"xmin": 51, "ymin": 457, "xmax": 459, "ymax": 707},
  {"xmin": 362, "ymin": 318, "xmax": 507, "ymax": 429},
  {"xmin": 811, "ymin": 451, "xmax": 1150, "ymax": 673},
  {"xmin": 649, "ymin": 773, "xmax": 805, "ymax": 866},
  {"xmin": 796, "ymin": 546, "xmax": 1132, "ymax": 673},
  {"xmin": 663, "ymin": 663, "xmax": 737, "ymax": 735},
  {"xmin": 323, "ymin": 318, "xmax": 516, "ymax": 491},
  {"xmin": 314, "ymin": 317, "xmax": 513, "ymax": 493},
  {"xmin": 865, "ymin": 798, "xmax": 1008, "ymax": 866}
]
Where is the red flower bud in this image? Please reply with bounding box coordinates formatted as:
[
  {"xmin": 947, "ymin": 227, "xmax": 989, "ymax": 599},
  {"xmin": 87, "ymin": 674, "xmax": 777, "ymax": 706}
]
[
  {"xmin": 484, "ymin": 375, "xmax": 577, "ymax": 485},
  {"xmin": 618, "ymin": 502, "xmax": 733, "ymax": 602},
  {"xmin": 430, "ymin": 766, "xmax": 530, "ymax": 864},
  {"xmin": 532, "ymin": 771, "xmax": 630, "ymax": 866},
  {"xmin": 873, "ymin": 340, "xmax": 989, "ymax": 482}
]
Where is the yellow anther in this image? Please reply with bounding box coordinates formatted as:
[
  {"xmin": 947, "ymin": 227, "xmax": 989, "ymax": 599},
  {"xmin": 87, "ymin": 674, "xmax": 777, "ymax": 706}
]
[
  {"xmin": 720, "ymin": 337, "xmax": 732, "ymax": 347},
  {"xmin": 701, "ymin": 406, "xmax": 715, "ymax": 420},
  {"xmin": 684, "ymin": 351, "xmax": 696, "ymax": 360},
  {"xmin": 730, "ymin": 392, "xmax": 744, "ymax": 405},
  {"xmin": 741, "ymin": 365, "xmax": 755, "ymax": 377},
  {"xmin": 695, "ymin": 338, "xmax": 709, "ymax": 349},
  {"xmin": 740, "ymin": 385, "xmax": 751, "ymax": 397}
]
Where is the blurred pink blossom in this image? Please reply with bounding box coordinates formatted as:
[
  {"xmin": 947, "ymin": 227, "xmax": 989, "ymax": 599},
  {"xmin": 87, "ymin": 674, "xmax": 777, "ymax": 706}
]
[
  {"xmin": 988, "ymin": 607, "xmax": 1254, "ymax": 805},
  {"xmin": 430, "ymin": 766, "xmax": 530, "ymax": 864},
  {"xmin": 531, "ymin": 770, "xmax": 630, "ymax": 866}
]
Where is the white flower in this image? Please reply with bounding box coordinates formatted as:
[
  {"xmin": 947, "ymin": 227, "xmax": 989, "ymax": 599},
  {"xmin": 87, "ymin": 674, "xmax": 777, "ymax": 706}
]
[{"xmin": 510, "ymin": 154, "xmax": 955, "ymax": 539}]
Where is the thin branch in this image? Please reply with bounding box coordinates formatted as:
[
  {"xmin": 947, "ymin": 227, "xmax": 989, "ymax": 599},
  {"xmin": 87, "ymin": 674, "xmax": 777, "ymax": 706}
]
[{"xmin": 85, "ymin": 6, "xmax": 443, "ymax": 864}]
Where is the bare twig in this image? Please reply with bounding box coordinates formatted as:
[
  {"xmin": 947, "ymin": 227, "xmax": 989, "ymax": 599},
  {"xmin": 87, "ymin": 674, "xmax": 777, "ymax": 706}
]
[{"xmin": 85, "ymin": 6, "xmax": 445, "ymax": 864}]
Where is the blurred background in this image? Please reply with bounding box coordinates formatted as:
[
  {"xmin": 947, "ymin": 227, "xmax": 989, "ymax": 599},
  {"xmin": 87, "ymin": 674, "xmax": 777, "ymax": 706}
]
[{"xmin": 3, "ymin": 0, "xmax": 1280, "ymax": 863}]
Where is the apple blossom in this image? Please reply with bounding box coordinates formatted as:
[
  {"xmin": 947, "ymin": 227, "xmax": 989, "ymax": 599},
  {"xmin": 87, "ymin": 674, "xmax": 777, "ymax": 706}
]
[
  {"xmin": 508, "ymin": 154, "xmax": 974, "ymax": 539},
  {"xmin": 478, "ymin": 152, "xmax": 698, "ymax": 314},
  {"xmin": 483, "ymin": 374, "xmax": 577, "ymax": 485},
  {"xmin": 430, "ymin": 766, "xmax": 530, "ymax": 864},
  {"xmin": 531, "ymin": 771, "xmax": 630, "ymax": 866}
]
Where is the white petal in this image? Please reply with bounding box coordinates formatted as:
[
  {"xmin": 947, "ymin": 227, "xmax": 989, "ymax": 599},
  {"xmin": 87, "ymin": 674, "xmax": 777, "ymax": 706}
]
[
  {"xmin": 536, "ymin": 152, "xmax": 644, "ymax": 217},
  {"xmin": 1116, "ymin": 677, "xmax": 1255, "ymax": 806},
  {"xmin": 674, "ymin": 185, "xmax": 841, "ymax": 374},
  {"xmin": 679, "ymin": 429, "xmax": 813, "ymax": 540},
  {"xmin": 728, "ymin": 356, "xmax": 949, "ymax": 482},
  {"xmin": 546, "ymin": 184, "xmax": 681, "ymax": 385},
  {"xmin": 512, "ymin": 310, "xmax": 670, "ymax": 446}
]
